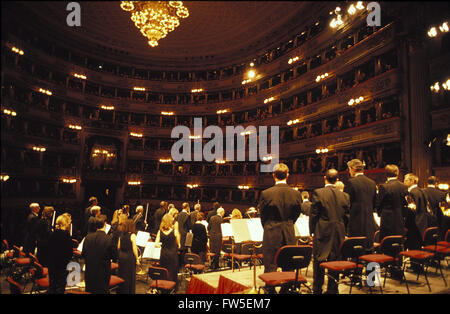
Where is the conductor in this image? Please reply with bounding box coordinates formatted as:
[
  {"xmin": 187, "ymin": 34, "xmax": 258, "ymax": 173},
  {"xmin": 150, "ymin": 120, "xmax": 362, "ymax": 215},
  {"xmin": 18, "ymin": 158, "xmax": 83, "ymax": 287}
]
[{"xmin": 258, "ymin": 163, "xmax": 302, "ymax": 274}]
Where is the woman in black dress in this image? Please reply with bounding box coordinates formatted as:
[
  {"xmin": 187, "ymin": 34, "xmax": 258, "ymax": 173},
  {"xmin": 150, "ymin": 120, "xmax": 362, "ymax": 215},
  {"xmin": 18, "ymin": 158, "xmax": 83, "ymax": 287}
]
[
  {"xmin": 117, "ymin": 219, "xmax": 140, "ymax": 294},
  {"xmin": 47, "ymin": 214, "xmax": 73, "ymax": 294},
  {"xmin": 191, "ymin": 212, "xmax": 207, "ymax": 263},
  {"xmin": 36, "ymin": 206, "xmax": 54, "ymax": 267},
  {"xmin": 155, "ymin": 213, "xmax": 180, "ymax": 283}
]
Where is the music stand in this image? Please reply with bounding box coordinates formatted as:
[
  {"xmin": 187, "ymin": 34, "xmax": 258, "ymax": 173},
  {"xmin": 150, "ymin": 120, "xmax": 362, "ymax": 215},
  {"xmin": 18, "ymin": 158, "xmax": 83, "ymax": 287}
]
[{"xmin": 230, "ymin": 218, "xmax": 264, "ymax": 293}]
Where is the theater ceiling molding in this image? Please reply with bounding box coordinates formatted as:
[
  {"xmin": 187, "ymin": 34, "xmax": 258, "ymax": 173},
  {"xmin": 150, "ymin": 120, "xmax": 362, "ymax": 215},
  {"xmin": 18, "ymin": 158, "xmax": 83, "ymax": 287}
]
[{"xmin": 17, "ymin": 1, "xmax": 320, "ymax": 68}]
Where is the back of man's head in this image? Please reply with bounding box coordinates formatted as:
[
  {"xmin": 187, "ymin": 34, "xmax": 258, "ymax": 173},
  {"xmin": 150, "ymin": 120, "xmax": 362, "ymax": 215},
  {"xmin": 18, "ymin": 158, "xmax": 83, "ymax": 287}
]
[
  {"xmin": 301, "ymin": 191, "xmax": 309, "ymax": 200},
  {"xmin": 89, "ymin": 196, "xmax": 97, "ymax": 206},
  {"xmin": 96, "ymin": 214, "xmax": 107, "ymax": 230},
  {"xmin": 29, "ymin": 203, "xmax": 40, "ymax": 212},
  {"xmin": 325, "ymin": 169, "xmax": 339, "ymax": 184},
  {"xmin": 427, "ymin": 176, "xmax": 437, "ymax": 185},
  {"xmin": 217, "ymin": 207, "xmax": 225, "ymax": 217},
  {"xmin": 213, "ymin": 202, "xmax": 220, "ymax": 211},
  {"xmin": 347, "ymin": 159, "xmax": 364, "ymax": 172},
  {"xmin": 273, "ymin": 163, "xmax": 289, "ymax": 181},
  {"xmin": 385, "ymin": 164, "xmax": 399, "ymax": 178},
  {"xmin": 182, "ymin": 202, "xmax": 189, "ymax": 211},
  {"xmin": 91, "ymin": 205, "xmax": 101, "ymax": 216},
  {"xmin": 194, "ymin": 203, "xmax": 201, "ymax": 211},
  {"xmin": 136, "ymin": 205, "xmax": 144, "ymax": 213},
  {"xmin": 404, "ymin": 173, "xmax": 418, "ymax": 186}
]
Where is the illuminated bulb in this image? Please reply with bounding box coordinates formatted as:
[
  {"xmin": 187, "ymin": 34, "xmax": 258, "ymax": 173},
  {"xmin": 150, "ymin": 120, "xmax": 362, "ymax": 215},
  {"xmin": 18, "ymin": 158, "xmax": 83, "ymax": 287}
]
[
  {"xmin": 336, "ymin": 15, "xmax": 343, "ymax": 25},
  {"xmin": 1, "ymin": 175, "xmax": 10, "ymax": 182},
  {"xmin": 250, "ymin": 62, "xmax": 255, "ymax": 67},
  {"xmin": 443, "ymin": 79, "xmax": 450, "ymax": 90},
  {"xmin": 356, "ymin": 1, "xmax": 365, "ymax": 10},
  {"xmin": 330, "ymin": 18, "xmax": 337, "ymax": 28},
  {"xmin": 247, "ymin": 70, "xmax": 256, "ymax": 79},
  {"xmin": 316, "ymin": 76, "xmax": 321, "ymax": 82},
  {"xmin": 439, "ymin": 22, "xmax": 449, "ymax": 32},
  {"xmin": 348, "ymin": 4, "xmax": 356, "ymax": 15},
  {"xmin": 428, "ymin": 27, "xmax": 438, "ymax": 37},
  {"xmin": 161, "ymin": 111, "xmax": 174, "ymax": 116},
  {"xmin": 359, "ymin": 96, "xmax": 364, "ymax": 102},
  {"xmin": 133, "ymin": 87, "xmax": 145, "ymax": 91},
  {"xmin": 316, "ymin": 149, "xmax": 321, "ymax": 154},
  {"xmin": 438, "ymin": 183, "xmax": 449, "ymax": 190},
  {"xmin": 348, "ymin": 99, "xmax": 355, "ymax": 106}
]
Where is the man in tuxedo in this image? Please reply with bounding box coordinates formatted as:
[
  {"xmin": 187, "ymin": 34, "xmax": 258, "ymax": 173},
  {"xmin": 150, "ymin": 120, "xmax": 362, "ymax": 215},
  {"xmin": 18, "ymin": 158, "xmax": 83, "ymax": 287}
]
[
  {"xmin": 23, "ymin": 203, "xmax": 40, "ymax": 254},
  {"xmin": 83, "ymin": 197, "xmax": 97, "ymax": 237},
  {"xmin": 190, "ymin": 203, "xmax": 201, "ymax": 227},
  {"xmin": 300, "ymin": 191, "xmax": 312, "ymax": 216},
  {"xmin": 132, "ymin": 205, "xmax": 147, "ymax": 232},
  {"xmin": 178, "ymin": 202, "xmax": 192, "ymax": 260},
  {"xmin": 152, "ymin": 201, "xmax": 167, "ymax": 234},
  {"xmin": 258, "ymin": 163, "xmax": 302, "ymax": 274},
  {"xmin": 87, "ymin": 206, "xmax": 101, "ymax": 234},
  {"xmin": 208, "ymin": 207, "xmax": 224, "ymax": 270},
  {"xmin": 404, "ymin": 173, "xmax": 430, "ymax": 249},
  {"xmin": 206, "ymin": 202, "xmax": 220, "ymax": 223},
  {"xmin": 375, "ymin": 164, "xmax": 409, "ymax": 241},
  {"xmin": 310, "ymin": 169, "xmax": 350, "ymax": 294},
  {"xmin": 344, "ymin": 159, "xmax": 378, "ymax": 248},
  {"xmin": 82, "ymin": 215, "xmax": 117, "ymax": 294},
  {"xmin": 423, "ymin": 176, "xmax": 446, "ymax": 238}
]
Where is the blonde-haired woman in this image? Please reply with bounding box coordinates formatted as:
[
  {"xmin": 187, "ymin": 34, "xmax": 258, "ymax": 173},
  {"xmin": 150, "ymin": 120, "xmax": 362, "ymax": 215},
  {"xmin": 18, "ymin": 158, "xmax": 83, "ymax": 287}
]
[
  {"xmin": 230, "ymin": 208, "xmax": 243, "ymax": 220},
  {"xmin": 47, "ymin": 214, "xmax": 73, "ymax": 294},
  {"xmin": 155, "ymin": 214, "xmax": 180, "ymax": 283}
]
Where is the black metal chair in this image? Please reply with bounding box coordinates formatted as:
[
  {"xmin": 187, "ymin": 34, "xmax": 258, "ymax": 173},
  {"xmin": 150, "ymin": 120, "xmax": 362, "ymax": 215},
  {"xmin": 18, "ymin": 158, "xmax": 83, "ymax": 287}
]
[
  {"xmin": 147, "ymin": 265, "xmax": 176, "ymax": 294},
  {"xmin": 258, "ymin": 245, "xmax": 313, "ymax": 294}
]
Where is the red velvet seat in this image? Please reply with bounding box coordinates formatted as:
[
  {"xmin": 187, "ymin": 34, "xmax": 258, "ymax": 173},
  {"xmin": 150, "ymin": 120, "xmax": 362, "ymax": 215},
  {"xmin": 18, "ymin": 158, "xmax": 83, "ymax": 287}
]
[
  {"xmin": 357, "ymin": 235, "xmax": 405, "ymax": 294},
  {"xmin": 259, "ymin": 271, "xmax": 307, "ymax": 286},
  {"xmin": 109, "ymin": 275, "xmax": 125, "ymax": 287},
  {"xmin": 423, "ymin": 245, "xmax": 450, "ymax": 254},
  {"xmin": 14, "ymin": 257, "xmax": 31, "ymax": 265},
  {"xmin": 437, "ymin": 241, "xmax": 450, "ymax": 248},
  {"xmin": 30, "ymin": 262, "xmax": 49, "ymax": 294},
  {"xmin": 111, "ymin": 262, "xmax": 119, "ymax": 271},
  {"xmin": 184, "ymin": 253, "xmax": 206, "ymax": 275},
  {"xmin": 147, "ymin": 265, "xmax": 176, "ymax": 294},
  {"xmin": 319, "ymin": 237, "xmax": 367, "ymax": 294},
  {"xmin": 258, "ymin": 245, "xmax": 312, "ymax": 294}
]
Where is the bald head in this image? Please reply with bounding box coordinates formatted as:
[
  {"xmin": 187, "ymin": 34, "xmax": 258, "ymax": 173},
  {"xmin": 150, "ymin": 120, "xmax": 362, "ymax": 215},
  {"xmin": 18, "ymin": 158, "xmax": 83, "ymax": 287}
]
[
  {"xmin": 325, "ymin": 169, "xmax": 339, "ymax": 184},
  {"xmin": 217, "ymin": 207, "xmax": 225, "ymax": 217}
]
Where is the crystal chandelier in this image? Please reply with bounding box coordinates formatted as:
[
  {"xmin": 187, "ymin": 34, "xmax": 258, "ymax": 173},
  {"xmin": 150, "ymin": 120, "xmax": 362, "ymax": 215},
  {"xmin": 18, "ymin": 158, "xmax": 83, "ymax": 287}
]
[{"xmin": 120, "ymin": 1, "xmax": 189, "ymax": 48}]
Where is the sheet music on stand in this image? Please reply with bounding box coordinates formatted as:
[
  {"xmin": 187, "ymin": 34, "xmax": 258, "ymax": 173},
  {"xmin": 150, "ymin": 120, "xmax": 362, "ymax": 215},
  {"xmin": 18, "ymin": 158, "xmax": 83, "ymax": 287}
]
[
  {"xmin": 294, "ymin": 215, "xmax": 310, "ymax": 237},
  {"xmin": 142, "ymin": 241, "xmax": 161, "ymax": 260},
  {"xmin": 221, "ymin": 223, "xmax": 233, "ymax": 238},
  {"xmin": 136, "ymin": 231, "xmax": 150, "ymax": 247},
  {"xmin": 230, "ymin": 218, "xmax": 263, "ymax": 243},
  {"xmin": 373, "ymin": 213, "xmax": 381, "ymax": 227}
]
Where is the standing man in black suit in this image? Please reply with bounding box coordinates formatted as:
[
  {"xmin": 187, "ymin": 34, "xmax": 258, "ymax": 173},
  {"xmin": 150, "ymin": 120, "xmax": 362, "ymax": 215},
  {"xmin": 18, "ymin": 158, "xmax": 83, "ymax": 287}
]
[
  {"xmin": 208, "ymin": 207, "xmax": 224, "ymax": 270},
  {"xmin": 375, "ymin": 164, "xmax": 409, "ymax": 241},
  {"xmin": 23, "ymin": 203, "xmax": 40, "ymax": 254},
  {"xmin": 344, "ymin": 159, "xmax": 378, "ymax": 248},
  {"xmin": 258, "ymin": 163, "xmax": 302, "ymax": 274},
  {"xmin": 206, "ymin": 202, "xmax": 220, "ymax": 223},
  {"xmin": 178, "ymin": 202, "xmax": 192, "ymax": 262},
  {"xmin": 300, "ymin": 191, "xmax": 312, "ymax": 216},
  {"xmin": 404, "ymin": 173, "xmax": 431, "ymax": 249},
  {"xmin": 424, "ymin": 176, "xmax": 446, "ymax": 238},
  {"xmin": 152, "ymin": 201, "xmax": 167, "ymax": 234},
  {"xmin": 83, "ymin": 197, "xmax": 97, "ymax": 238},
  {"xmin": 310, "ymin": 169, "xmax": 350, "ymax": 294},
  {"xmin": 82, "ymin": 214, "xmax": 117, "ymax": 294},
  {"xmin": 132, "ymin": 205, "xmax": 146, "ymax": 232}
]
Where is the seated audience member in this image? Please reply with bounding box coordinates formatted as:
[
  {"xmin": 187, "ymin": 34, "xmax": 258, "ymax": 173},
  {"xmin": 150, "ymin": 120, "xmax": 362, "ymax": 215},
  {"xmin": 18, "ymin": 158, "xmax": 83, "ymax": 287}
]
[
  {"xmin": 82, "ymin": 214, "xmax": 117, "ymax": 294},
  {"xmin": 47, "ymin": 214, "xmax": 73, "ymax": 294}
]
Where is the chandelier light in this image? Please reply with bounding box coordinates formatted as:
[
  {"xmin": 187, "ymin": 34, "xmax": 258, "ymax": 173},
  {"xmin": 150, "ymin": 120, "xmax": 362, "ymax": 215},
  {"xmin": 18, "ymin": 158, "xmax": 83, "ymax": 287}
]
[{"xmin": 120, "ymin": 1, "xmax": 189, "ymax": 48}]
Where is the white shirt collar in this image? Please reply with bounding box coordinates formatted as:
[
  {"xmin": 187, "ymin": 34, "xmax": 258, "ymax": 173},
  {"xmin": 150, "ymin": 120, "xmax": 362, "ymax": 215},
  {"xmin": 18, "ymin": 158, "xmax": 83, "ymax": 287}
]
[
  {"xmin": 387, "ymin": 177, "xmax": 397, "ymax": 182},
  {"xmin": 355, "ymin": 173, "xmax": 364, "ymax": 177},
  {"xmin": 427, "ymin": 185, "xmax": 435, "ymax": 188},
  {"xmin": 275, "ymin": 180, "xmax": 287, "ymax": 185},
  {"xmin": 408, "ymin": 184, "xmax": 418, "ymax": 192},
  {"xmin": 325, "ymin": 184, "xmax": 335, "ymax": 188},
  {"xmin": 302, "ymin": 199, "xmax": 310, "ymax": 203}
]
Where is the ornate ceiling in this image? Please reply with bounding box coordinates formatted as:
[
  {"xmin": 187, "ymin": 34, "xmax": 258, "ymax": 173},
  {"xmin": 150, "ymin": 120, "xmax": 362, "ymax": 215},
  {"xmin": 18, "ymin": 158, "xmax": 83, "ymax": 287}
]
[{"xmin": 7, "ymin": 1, "xmax": 324, "ymax": 68}]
